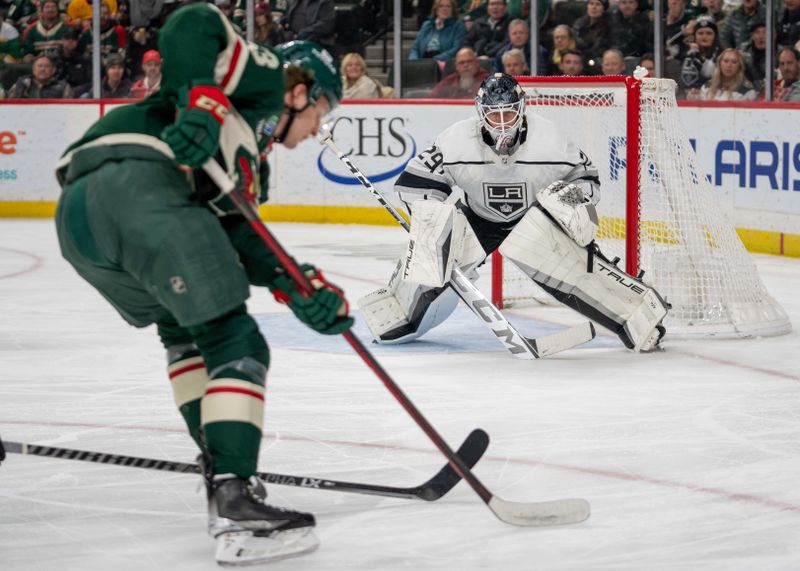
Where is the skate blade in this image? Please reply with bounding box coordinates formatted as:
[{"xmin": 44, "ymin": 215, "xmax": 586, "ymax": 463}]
[{"xmin": 214, "ymin": 528, "xmax": 319, "ymax": 567}]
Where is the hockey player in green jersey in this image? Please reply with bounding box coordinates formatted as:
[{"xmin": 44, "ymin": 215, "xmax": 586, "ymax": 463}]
[{"xmin": 54, "ymin": 3, "xmax": 349, "ymax": 565}]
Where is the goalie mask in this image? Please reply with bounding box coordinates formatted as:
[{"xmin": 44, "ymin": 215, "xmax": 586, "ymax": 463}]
[{"xmin": 475, "ymin": 73, "xmax": 526, "ymax": 155}]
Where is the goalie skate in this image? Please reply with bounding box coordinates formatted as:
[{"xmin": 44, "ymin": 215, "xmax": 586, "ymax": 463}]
[{"xmin": 209, "ymin": 475, "xmax": 319, "ymax": 566}]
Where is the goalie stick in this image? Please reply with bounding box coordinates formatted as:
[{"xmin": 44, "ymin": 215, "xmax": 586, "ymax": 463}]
[
  {"xmin": 0, "ymin": 429, "xmax": 488, "ymax": 502},
  {"xmin": 201, "ymin": 159, "xmax": 591, "ymax": 527},
  {"xmin": 317, "ymin": 127, "xmax": 595, "ymax": 360}
]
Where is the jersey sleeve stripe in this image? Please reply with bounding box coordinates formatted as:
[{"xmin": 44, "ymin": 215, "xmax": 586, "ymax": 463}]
[{"xmin": 396, "ymin": 171, "xmax": 453, "ymax": 197}]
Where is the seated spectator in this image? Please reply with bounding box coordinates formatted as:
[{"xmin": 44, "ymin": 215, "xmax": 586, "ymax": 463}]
[
  {"xmin": 341, "ymin": 52, "xmax": 386, "ymax": 99},
  {"xmin": 697, "ymin": 0, "xmax": 726, "ymax": 27},
  {"xmin": 680, "ymin": 17, "xmax": 721, "ymax": 95},
  {"xmin": 6, "ymin": 0, "xmax": 37, "ymax": 29},
  {"xmin": 608, "ymin": 0, "xmax": 653, "ymax": 57},
  {"xmin": 127, "ymin": 0, "xmax": 163, "ymax": 28},
  {"xmin": 550, "ymin": 24, "xmax": 577, "ymax": 73},
  {"xmin": 7, "ymin": 53, "xmax": 73, "ymax": 98},
  {"xmin": 125, "ymin": 20, "xmax": 159, "ymax": 79},
  {"xmin": 761, "ymin": 47, "xmax": 800, "ymax": 100},
  {"xmin": 719, "ymin": 0, "xmax": 764, "ymax": 50},
  {"xmin": 699, "ymin": 47, "xmax": 757, "ymax": 100},
  {"xmin": 80, "ymin": 2, "xmax": 126, "ymax": 60},
  {"xmin": 0, "ymin": 84, "xmax": 5, "ymax": 99},
  {"xmin": 601, "ymin": 47, "xmax": 626, "ymax": 74},
  {"xmin": 66, "ymin": 0, "xmax": 118, "ymax": 24},
  {"xmin": 129, "ymin": 48, "xmax": 161, "ymax": 98},
  {"xmin": 742, "ymin": 20, "xmax": 766, "ymax": 88},
  {"xmin": 0, "ymin": 8, "xmax": 22, "ymax": 63},
  {"xmin": 493, "ymin": 18, "xmax": 547, "ymax": 74},
  {"xmin": 214, "ymin": 0, "xmax": 243, "ymax": 35},
  {"xmin": 21, "ymin": 0, "xmax": 72, "ymax": 60},
  {"xmin": 97, "ymin": 53, "xmax": 132, "ymax": 98},
  {"xmin": 665, "ymin": 0, "xmax": 695, "ymax": 60},
  {"xmin": 778, "ymin": 0, "xmax": 800, "ymax": 50},
  {"xmin": 252, "ymin": 2, "xmax": 283, "ymax": 47},
  {"xmin": 638, "ymin": 51, "xmax": 655, "ymax": 75},
  {"xmin": 572, "ymin": 0, "xmax": 612, "ymax": 72},
  {"xmin": 281, "ymin": 0, "xmax": 336, "ymax": 55},
  {"xmin": 502, "ymin": 47, "xmax": 528, "ymax": 75},
  {"xmin": 410, "ymin": 0, "xmax": 467, "ymax": 61},
  {"xmin": 559, "ymin": 48, "xmax": 585, "ymax": 75},
  {"xmin": 466, "ymin": 0, "xmax": 511, "ymax": 59},
  {"xmin": 429, "ymin": 46, "xmax": 489, "ymax": 97},
  {"xmin": 57, "ymin": 26, "xmax": 91, "ymax": 92}
]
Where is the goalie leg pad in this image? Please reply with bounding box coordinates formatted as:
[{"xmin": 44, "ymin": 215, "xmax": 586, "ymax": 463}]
[
  {"xmin": 500, "ymin": 207, "xmax": 668, "ymax": 352},
  {"xmin": 358, "ymin": 259, "xmax": 463, "ymax": 344},
  {"xmin": 404, "ymin": 201, "xmax": 484, "ymax": 288}
]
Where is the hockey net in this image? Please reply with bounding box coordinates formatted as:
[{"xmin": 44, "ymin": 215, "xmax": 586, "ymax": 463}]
[{"xmin": 492, "ymin": 76, "xmax": 791, "ymax": 338}]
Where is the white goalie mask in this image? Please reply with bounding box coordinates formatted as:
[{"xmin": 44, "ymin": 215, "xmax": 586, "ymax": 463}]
[{"xmin": 475, "ymin": 73, "xmax": 526, "ymax": 155}]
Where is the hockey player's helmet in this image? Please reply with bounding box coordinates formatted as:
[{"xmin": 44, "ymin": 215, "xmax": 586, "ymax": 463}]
[
  {"xmin": 276, "ymin": 41, "xmax": 342, "ymax": 109},
  {"xmin": 475, "ymin": 73, "xmax": 526, "ymax": 154}
]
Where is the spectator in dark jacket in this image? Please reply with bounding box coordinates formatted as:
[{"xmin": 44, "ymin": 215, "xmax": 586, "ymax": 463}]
[
  {"xmin": 778, "ymin": 0, "xmax": 800, "ymax": 50},
  {"xmin": 8, "ymin": 53, "xmax": 73, "ymax": 98},
  {"xmin": 742, "ymin": 20, "xmax": 767, "ymax": 88},
  {"xmin": 608, "ymin": 0, "xmax": 653, "ymax": 57},
  {"xmin": 681, "ymin": 17, "xmax": 721, "ymax": 95},
  {"xmin": 57, "ymin": 26, "xmax": 91, "ymax": 92},
  {"xmin": 466, "ymin": 0, "xmax": 511, "ymax": 58},
  {"xmin": 719, "ymin": 0, "xmax": 764, "ymax": 50},
  {"xmin": 282, "ymin": 0, "xmax": 335, "ymax": 54},
  {"xmin": 572, "ymin": 0, "xmax": 612, "ymax": 72},
  {"xmin": 493, "ymin": 18, "xmax": 548, "ymax": 73},
  {"xmin": 410, "ymin": 0, "xmax": 467, "ymax": 61}
]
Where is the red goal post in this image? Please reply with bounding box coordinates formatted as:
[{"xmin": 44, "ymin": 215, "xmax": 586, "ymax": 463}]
[{"xmin": 491, "ymin": 75, "xmax": 791, "ymax": 339}]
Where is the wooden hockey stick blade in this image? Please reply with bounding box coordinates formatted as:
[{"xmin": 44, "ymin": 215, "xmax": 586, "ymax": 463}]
[
  {"xmin": 488, "ymin": 496, "xmax": 591, "ymax": 527},
  {"xmin": 526, "ymin": 322, "xmax": 596, "ymax": 358},
  {"xmin": 0, "ymin": 429, "xmax": 488, "ymax": 502}
]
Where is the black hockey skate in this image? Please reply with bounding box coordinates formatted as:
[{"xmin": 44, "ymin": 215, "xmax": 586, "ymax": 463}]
[{"xmin": 206, "ymin": 469, "xmax": 319, "ymax": 566}]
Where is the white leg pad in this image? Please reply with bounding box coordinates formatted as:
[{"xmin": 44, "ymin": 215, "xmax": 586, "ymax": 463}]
[
  {"xmin": 500, "ymin": 207, "xmax": 668, "ymax": 351},
  {"xmin": 358, "ymin": 259, "xmax": 465, "ymax": 344}
]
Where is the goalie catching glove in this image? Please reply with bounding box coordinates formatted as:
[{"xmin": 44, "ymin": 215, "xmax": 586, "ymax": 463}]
[
  {"xmin": 162, "ymin": 84, "xmax": 230, "ymax": 168},
  {"xmin": 272, "ymin": 265, "xmax": 354, "ymax": 335},
  {"xmin": 536, "ymin": 180, "xmax": 598, "ymax": 247}
]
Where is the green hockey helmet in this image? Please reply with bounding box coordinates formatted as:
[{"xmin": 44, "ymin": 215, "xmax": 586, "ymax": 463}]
[{"xmin": 275, "ymin": 41, "xmax": 342, "ymax": 109}]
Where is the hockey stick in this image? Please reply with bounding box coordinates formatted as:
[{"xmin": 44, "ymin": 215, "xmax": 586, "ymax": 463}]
[
  {"xmin": 202, "ymin": 160, "xmax": 590, "ymax": 527},
  {"xmin": 0, "ymin": 429, "xmax": 488, "ymax": 502},
  {"xmin": 317, "ymin": 127, "xmax": 595, "ymax": 360}
]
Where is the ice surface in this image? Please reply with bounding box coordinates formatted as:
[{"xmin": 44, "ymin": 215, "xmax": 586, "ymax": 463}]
[{"xmin": 1, "ymin": 220, "xmax": 799, "ymax": 571}]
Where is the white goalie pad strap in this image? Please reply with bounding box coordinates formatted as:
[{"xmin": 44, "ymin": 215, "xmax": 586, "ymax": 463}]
[
  {"xmin": 403, "ymin": 201, "xmax": 484, "ymax": 288},
  {"xmin": 535, "ymin": 180, "xmax": 599, "ymax": 247},
  {"xmin": 500, "ymin": 208, "xmax": 667, "ymax": 350}
]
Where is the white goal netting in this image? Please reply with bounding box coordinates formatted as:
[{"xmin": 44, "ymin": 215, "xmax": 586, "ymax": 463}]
[{"xmin": 496, "ymin": 77, "xmax": 791, "ymax": 339}]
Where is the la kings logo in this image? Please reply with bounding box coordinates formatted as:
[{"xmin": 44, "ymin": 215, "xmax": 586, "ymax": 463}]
[{"xmin": 484, "ymin": 182, "xmax": 528, "ymax": 220}]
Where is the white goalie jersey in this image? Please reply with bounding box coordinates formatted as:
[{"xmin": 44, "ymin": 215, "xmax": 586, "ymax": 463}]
[{"xmin": 394, "ymin": 111, "xmax": 600, "ymax": 225}]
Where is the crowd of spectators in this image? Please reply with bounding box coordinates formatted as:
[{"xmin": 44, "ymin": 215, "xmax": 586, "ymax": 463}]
[
  {"xmin": 0, "ymin": 0, "xmax": 799, "ymax": 101},
  {"xmin": 399, "ymin": 0, "xmax": 800, "ymax": 100},
  {"xmin": 0, "ymin": 0, "xmax": 338, "ymax": 100}
]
